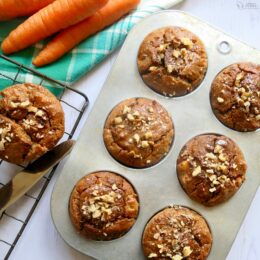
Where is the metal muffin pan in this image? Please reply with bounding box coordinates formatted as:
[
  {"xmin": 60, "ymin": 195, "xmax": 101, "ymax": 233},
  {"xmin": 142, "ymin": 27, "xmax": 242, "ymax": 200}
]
[{"xmin": 51, "ymin": 11, "xmax": 260, "ymax": 260}]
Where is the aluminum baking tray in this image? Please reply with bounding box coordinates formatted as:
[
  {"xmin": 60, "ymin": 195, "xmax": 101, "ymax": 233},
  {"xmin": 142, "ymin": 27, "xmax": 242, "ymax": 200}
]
[{"xmin": 51, "ymin": 11, "xmax": 260, "ymax": 260}]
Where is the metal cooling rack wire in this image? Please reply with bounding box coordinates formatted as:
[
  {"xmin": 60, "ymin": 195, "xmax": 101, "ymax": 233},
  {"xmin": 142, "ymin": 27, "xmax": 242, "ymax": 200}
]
[{"xmin": 0, "ymin": 54, "xmax": 89, "ymax": 260}]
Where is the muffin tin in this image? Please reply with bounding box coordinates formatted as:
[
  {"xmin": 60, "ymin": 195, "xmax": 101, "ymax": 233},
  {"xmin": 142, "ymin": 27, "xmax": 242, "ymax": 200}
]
[{"xmin": 51, "ymin": 11, "xmax": 260, "ymax": 260}]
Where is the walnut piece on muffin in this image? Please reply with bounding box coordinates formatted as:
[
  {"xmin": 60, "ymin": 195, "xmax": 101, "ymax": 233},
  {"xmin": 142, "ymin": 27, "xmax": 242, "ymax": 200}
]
[
  {"xmin": 103, "ymin": 98, "xmax": 174, "ymax": 168},
  {"xmin": 210, "ymin": 62, "xmax": 260, "ymax": 132},
  {"xmin": 177, "ymin": 134, "xmax": 247, "ymax": 206},
  {"xmin": 69, "ymin": 171, "xmax": 139, "ymax": 241},
  {"xmin": 142, "ymin": 206, "xmax": 212, "ymax": 259},
  {"xmin": 137, "ymin": 27, "xmax": 208, "ymax": 97},
  {"xmin": 0, "ymin": 83, "xmax": 64, "ymax": 164}
]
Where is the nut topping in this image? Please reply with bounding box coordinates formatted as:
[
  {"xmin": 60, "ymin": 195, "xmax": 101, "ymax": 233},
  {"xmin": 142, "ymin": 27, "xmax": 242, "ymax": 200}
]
[
  {"xmin": 192, "ymin": 166, "xmax": 201, "ymax": 176},
  {"xmin": 127, "ymin": 113, "xmax": 135, "ymax": 121},
  {"xmin": 123, "ymin": 106, "xmax": 131, "ymax": 114},
  {"xmin": 217, "ymin": 97, "xmax": 224, "ymax": 103},
  {"xmin": 114, "ymin": 117, "xmax": 123, "ymax": 124}
]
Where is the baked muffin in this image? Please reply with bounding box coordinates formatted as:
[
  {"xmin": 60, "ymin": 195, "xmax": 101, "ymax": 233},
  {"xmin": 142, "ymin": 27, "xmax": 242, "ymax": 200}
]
[
  {"xmin": 69, "ymin": 171, "xmax": 139, "ymax": 241},
  {"xmin": 103, "ymin": 98, "xmax": 174, "ymax": 168},
  {"xmin": 176, "ymin": 134, "xmax": 247, "ymax": 206},
  {"xmin": 137, "ymin": 27, "xmax": 207, "ymax": 97},
  {"xmin": 142, "ymin": 206, "xmax": 212, "ymax": 259},
  {"xmin": 210, "ymin": 62, "xmax": 260, "ymax": 132},
  {"xmin": 0, "ymin": 83, "xmax": 64, "ymax": 164}
]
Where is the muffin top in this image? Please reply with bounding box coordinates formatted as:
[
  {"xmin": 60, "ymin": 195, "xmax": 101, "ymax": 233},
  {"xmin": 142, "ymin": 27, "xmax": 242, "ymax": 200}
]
[
  {"xmin": 137, "ymin": 26, "xmax": 207, "ymax": 97},
  {"xmin": 210, "ymin": 62, "xmax": 260, "ymax": 132},
  {"xmin": 177, "ymin": 134, "xmax": 247, "ymax": 206},
  {"xmin": 103, "ymin": 98, "xmax": 174, "ymax": 168},
  {"xmin": 142, "ymin": 206, "xmax": 212, "ymax": 260},
  {"xmin": 69, "ymin": 171, "xmax": 139, "ymax": 241},
  {"xmin": 0, "ymin": 83, "xmax": 64, "ymax": 164}
]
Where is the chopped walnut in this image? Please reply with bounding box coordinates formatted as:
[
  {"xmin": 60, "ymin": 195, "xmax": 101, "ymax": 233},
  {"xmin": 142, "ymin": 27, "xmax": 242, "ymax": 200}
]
[
  {"xmin": 153, "ymin": 233, "xmax": 160, "ymax": 239},
  {"xmin": 148, "ymin": 107, "xmax": 154, "ymax": 113},
  {"xmin": 123, "ymin": 106, "xmax": 131, "ymax": 114},
  {"xmin": 112, "ymin": 184, "xmax": 118, "ymax": 190},
  {"xmin": 167, "ymin": 65, "xmax": 174, "ymax": 73},
  {"xmin": 114, "ymin": 117, "xmax": 123, "ymax": 124},
  {"xmin": 149, "ymin": 66, "xmax": 158, "ymax": 72},
  {"xmin": 133, "ymin": 133, "xmax": 140, "ymax": 143},
  {"xmin": 183, "ymin": 246, "xmax": 193, "ymax": 257},
  {"xmin": 172, "ymin": 255, "xmax": 183, "ymax": 260},
  {"xmin": 172, "ymin": 50, "xmax": 180, "ymax": 58},
  {"xmin": 148, "ymin": 253, "xmax": 158, "ymax": 258},
  {"xmin": 145, "ymin": 131, "xmax": 153, "ymax": 139},
  {"xmin": 209, "ymin": 187, "xmax": 216, "ymax": 193},
  {"xmin": 192, "ymin": 166, "xmax": 201, "ymax": 176},
  {"xmin": 127, "ymin": 114, "xmax": 135, "ymax": 121},
  {"xmin": 141, "ymin": 140, "xmax": 149, "ymax": 148},
  {"xmin": 181, "ymin": 37, "xmax": 193, "ymax": 47},
  {"xmin": 217, "ymin": 97, "xmax": 224, "ymax": 103}
]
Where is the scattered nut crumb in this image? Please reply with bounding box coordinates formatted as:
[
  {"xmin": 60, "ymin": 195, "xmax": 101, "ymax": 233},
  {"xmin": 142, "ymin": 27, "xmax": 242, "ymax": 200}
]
[
  {"xmin": 149, "ymin": 66, "xmax": 158, "ymax": 72},
  {"xmin": 114, "ymin": 117, "xmax": 123, "ymax": 124},
  {"xmin": 112, "ymin": 184, "xmax": 117, "ymax": 190},
  {"xmin": 209, "ymin": 187, "xmax": 217, "ymax": 193},
  {"xmin": 192, "ymin": 166, "xmax": 201, "ymax": 177},
  {"xmin": 181, "ymin": 37, "xmax": 193, "ymax": 47},
  {"xmin": 145, "ymin": 131, "xmax": 153, "ymax": 139},
  {"xmin": 217, "ymin": 97, "xmax": 224, "ymax": 103},
  {"xmin": 141, "ymin": 140, "xmax": 149, "ymax": 148},
  {"xmin": 172, "ymin": 255, "xmax": 183, "ymax": 260},
  {"xmin": 133, "ymin": 133, "xmax": 140, "ymax": 143},
  {"xmin": 153, "ymin": 233, "xmax": 160, "ymax": 239},
  {"xmin": 123, "ymin": 106, "xmax": 131, "ymax": 114},
  {"xmin": 183, "ymin": 246, "xmax": 193, "ymax": 257},
  {"xmin": 172, "ymin": 50, "xmax": 180, "ymax": 58},
  {"xmin": 127, "ymin": 114, "xmax": 135, "ymax": 121},
  {"xmin": 148, "ymin": 253, "xmax": 158, "ymax": 258},
  {"xmin": 148, "ymin": 107, "xmax": 154, "ymax": 113}
]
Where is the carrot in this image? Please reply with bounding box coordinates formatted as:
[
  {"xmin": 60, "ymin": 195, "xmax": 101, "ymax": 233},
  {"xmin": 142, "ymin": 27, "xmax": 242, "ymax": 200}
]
[
  {"xmin": 0, "ymin": 0, "xmax": 55, "ymax": 21},
  {"xmin": 33, "ymin": 0, "xmax": 140, "ymax": 67},
  {"xmin": 1, "ymin": 0, "xmax": 109, "ymax": 54}
]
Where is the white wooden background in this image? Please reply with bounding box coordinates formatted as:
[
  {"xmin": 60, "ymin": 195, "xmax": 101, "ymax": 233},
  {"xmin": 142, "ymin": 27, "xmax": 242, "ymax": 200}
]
[{"xmin": 4, "ymin": 0, "xmax": 260, "ymax": 259}]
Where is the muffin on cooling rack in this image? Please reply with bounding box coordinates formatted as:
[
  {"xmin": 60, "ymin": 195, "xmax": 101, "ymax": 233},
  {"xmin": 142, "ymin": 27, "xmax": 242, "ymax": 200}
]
[
  {"xmin": 142, "ymin": 205, "xmax": 212, "ymax": 259},
  {"xmin": 69, "ymin": 171, "xmax": 139, "ymax": 241},
  {"xmin": 0, "ymin": 83, "xmax": 64, "ymax": 164},
  {"xmin": 176, "ymin": 134, "xmax": 247, "ymax": 206},
  {"xmin": 137, "ymin": 26, "xmax": 208, "ymax": 97},
  {"xmin": 103, "ymin": 97, "xmax": 174, "ymax": 168},
  {"xmin": 210, "ymin": 62, "xmax": 260, "ymax": 132}
]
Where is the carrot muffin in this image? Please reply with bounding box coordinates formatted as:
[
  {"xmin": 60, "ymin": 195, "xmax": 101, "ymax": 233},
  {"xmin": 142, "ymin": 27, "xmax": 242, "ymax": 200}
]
[
  {"xmin": 0, "ymin": 83, "xmax": 64, "ymax": 164},
  {"xmin": 142, "ymin": 206, "xmax": 212, "ymax": 259},
  {"xmin": 69, "ymin": 171, "xmax": 139, "ymax": 241},
  {"xmin": 177, "ymin": 134, "xmax": 247, "ymax": 206},
  {"xmin": 210, "ymin": 62, "xmax": 260, "ymax": 132},
  {"xmin": 137, "ymin": 27, "xmax": 207, "ymax": 97},
  {"xmin": 103, "ymin": 98, "xmax": 174, "ymax": 168}
]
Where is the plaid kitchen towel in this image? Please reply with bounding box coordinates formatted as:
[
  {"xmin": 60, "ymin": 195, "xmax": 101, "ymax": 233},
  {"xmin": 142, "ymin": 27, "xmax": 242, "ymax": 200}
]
[{"xmin": 0, "ymin": 0, "xmax": 182, "ymax": 95}]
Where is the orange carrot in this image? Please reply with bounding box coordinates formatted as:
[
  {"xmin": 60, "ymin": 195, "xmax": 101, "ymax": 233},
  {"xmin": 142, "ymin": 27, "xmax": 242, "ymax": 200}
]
[
  {"xmin": 1, "ymin": 0, "xmax": 109, "ymax": 54},
  {"xmin": 33, "ymin": 0, "xmax": 140, "ymax": 67},
  {"xmin": 0, "ymin": 0, "xmax": 55, "ymax": 21}
]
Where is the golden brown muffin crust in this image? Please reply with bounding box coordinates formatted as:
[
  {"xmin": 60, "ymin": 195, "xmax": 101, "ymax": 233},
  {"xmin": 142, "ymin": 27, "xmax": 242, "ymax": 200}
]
[
  {"xmin": 103, "ymin": 98, "xmax": 174, "ymax": 168},
  {"xmin": 0, "ymin": 83, "xmax": 64, "ymax": 164},
  {"xmin": 69, "ymin": 171, "xmax": 139, "ymax": 241},
  {"xmin": 142, "ymin": 206, "xmax": 212, "ymax": 260},
  {"xmin": 137, "ymin": 27, "xmax": 208, "ymax": 97},
  {"xmin": 210, "ymin": 62, "xmax": 260, "ymax": 132},
  {"xmin": 177, "ymin": 134, "xmax": 247, "ymax": 206}
]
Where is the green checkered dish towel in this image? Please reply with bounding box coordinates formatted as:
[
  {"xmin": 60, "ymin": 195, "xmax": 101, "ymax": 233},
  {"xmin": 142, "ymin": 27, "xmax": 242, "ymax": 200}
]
[{"xmin": 0, "ymin": 0, "xmax": 182, "ymax": 96}]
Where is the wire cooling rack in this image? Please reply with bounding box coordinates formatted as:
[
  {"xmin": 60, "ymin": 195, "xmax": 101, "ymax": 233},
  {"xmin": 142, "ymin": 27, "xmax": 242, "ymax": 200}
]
[{"xmin": 0, "ymin": 54, "xmax": 89, "ymax": 260}]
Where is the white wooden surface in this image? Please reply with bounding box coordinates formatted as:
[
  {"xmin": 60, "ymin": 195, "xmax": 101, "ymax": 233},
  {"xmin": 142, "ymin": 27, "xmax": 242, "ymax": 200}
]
[{"xmin": 7, "ymin": 0, "xmax": 260, "ymax": 259}]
